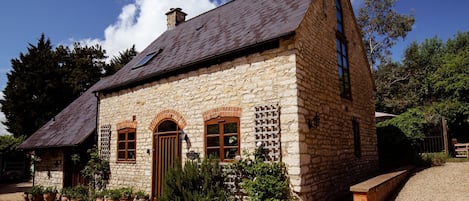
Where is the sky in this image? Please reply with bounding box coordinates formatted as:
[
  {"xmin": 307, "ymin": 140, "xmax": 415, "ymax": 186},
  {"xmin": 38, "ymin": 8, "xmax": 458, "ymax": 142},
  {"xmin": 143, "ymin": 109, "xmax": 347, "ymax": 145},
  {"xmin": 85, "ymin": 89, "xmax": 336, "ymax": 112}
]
[{"xmin": 0, "ymin": 0, "xmax": 468, "ymax": 135}]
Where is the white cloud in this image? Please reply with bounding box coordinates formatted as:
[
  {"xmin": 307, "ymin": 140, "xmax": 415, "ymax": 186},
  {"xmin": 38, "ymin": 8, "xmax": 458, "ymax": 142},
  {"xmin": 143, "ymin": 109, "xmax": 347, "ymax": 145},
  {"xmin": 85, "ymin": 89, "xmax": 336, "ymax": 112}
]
[{"xmin": 81, "ymin": 0, "xmax": 217, "ymax": 59}]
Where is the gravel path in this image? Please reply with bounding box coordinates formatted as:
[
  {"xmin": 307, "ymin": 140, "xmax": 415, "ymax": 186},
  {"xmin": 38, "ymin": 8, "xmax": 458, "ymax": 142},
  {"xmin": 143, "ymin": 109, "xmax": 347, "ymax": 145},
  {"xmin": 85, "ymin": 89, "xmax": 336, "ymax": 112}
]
[
  {"xmin": 395, "ymin": 162, "xmax": 469, "ymax": 201},
  {"xmin": 0, "ymin": 181, "xmax": 31, "ymax": 201}
]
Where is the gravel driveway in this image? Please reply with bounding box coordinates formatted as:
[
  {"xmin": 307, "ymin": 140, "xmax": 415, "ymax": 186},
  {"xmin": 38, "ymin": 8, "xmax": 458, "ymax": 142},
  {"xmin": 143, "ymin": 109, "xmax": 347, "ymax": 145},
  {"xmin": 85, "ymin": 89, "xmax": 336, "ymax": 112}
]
[{"xmin": 395, "ymin": 162, "xmax": 469, "ymax": 201}]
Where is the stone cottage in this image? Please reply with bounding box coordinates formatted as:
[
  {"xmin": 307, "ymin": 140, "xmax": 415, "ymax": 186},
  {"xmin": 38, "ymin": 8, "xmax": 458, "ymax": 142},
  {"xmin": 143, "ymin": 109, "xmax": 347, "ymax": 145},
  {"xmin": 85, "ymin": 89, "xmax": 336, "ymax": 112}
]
[
  {"xmin": 95, "ymin": 0, "xmax": 378, "ymax": 199},
  {"xmin": 19, "ymin": 79, "xmax": 109, "ymax": 188}
]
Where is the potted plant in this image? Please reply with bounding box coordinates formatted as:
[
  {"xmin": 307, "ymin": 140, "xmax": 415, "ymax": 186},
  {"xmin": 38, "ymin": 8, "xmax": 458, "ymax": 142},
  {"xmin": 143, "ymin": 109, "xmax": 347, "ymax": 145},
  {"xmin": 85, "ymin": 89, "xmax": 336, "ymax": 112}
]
[
  {"xmin": 134, "ymin": 191, "xmax": 149, "ymax": 201},
  {"xmin": 119, "ymin": 187, "xmax": 133, "ymax": 201},
  {"xmin": 106, "ymin": 189, "xmax": 121, "ymax": 201},
  {"xmin": 70, "ymin": 185, "xmax": 88, "ymax": 201},
  {"xmin": 60, "ymin": 187, "xmax": 72, "ymax": 201},
  {"xmin": 43, "ymin": 186, "xmax": 57, "ymax": 201},
  {"xmin": 93, "ymin": 190, "xmax": 108, "ymax": 201},
  {"xmin": 27, "ymin": 185, "xmax": 44, "ymax": 201},
  {"xmin": 23, "ymin": 192, "xmax": 28, "ymax": 201}
]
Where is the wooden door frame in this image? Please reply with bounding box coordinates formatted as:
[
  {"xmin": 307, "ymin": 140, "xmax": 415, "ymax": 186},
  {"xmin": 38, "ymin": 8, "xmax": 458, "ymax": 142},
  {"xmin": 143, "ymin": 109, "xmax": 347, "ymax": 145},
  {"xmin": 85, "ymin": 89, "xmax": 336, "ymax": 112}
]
[{"xmin": 151, "ymin": 119, "xmax": 181, "ymax": 200}]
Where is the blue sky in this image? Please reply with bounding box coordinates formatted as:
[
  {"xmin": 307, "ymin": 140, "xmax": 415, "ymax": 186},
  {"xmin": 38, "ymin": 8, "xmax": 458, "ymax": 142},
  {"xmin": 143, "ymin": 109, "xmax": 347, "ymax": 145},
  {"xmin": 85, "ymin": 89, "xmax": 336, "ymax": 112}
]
[
  {"xmin": 0, "ymin": 0, "xmax": 468, "ymax": 135},
  {"xmin": 391, "ymin": 0, "xmax": 469, "ymax": 61}
]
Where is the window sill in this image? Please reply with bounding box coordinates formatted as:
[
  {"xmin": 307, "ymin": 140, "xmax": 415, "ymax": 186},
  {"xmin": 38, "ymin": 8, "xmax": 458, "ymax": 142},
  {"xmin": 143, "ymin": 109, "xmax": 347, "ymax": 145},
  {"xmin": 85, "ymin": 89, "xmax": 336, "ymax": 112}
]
[{"xmin": 116, "ymin": 160, "xmax": 137, "ymax": 164}]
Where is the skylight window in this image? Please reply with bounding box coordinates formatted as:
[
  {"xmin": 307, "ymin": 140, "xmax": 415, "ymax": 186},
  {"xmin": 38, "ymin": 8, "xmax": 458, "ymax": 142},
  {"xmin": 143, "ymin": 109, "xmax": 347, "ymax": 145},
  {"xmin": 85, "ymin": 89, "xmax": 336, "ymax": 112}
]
[{"xmin": 132, "ymin": 49, "xmax": 162, "ymax": 69}]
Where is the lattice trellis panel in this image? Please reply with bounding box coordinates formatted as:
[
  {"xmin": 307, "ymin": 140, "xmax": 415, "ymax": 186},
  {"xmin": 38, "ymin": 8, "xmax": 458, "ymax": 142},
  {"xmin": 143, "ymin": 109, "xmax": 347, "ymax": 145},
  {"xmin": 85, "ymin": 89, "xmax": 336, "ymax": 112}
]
[
  {"xmin": 100, "ymin": 124, "xmax": 112, "ymax": 161},
  {"xmin": 254, "ymin": 103, "xmax": 281, "ymax": 161}
]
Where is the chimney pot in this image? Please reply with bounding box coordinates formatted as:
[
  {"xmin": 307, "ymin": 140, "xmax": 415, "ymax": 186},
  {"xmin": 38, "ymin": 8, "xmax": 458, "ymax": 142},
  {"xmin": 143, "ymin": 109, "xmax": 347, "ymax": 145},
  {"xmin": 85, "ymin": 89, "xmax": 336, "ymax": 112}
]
[{"xmin": 166, "ymin": 8, "xmax": 187, "ymax": 29}]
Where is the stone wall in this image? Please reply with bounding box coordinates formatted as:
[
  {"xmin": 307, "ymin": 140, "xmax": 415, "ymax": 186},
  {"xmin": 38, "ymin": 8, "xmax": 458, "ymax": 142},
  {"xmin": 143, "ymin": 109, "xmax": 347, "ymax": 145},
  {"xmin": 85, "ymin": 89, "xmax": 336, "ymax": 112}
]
[
  {"xmin": 98, "ymin": 38, "xmax": 300, "ymax": 195},
  {"xmin": 294, "ymin": 0, "xmax": 378, "ymax": 200},
  {"xmin": 34, "ymin": 150, "xmax": 64, "ymax": 189}
]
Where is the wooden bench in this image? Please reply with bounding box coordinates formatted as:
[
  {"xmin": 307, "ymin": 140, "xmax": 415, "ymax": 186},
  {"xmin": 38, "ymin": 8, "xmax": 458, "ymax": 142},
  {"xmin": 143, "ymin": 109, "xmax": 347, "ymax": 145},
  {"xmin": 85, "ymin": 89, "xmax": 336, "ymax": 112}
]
[
  {"xmin": 350, "ymin": 166, "xmax": 413, "ymax": 201},
  {"xmin": 454, "ymin": 143, "xmax": 469, "ymax": 158}
]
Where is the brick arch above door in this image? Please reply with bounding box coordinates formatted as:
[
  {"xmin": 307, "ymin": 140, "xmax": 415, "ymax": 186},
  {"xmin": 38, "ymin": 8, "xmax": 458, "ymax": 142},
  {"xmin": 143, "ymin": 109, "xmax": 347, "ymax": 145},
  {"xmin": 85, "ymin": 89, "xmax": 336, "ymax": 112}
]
[{"xmin": 149, "ymin": 109, "xmax": 187, "ymax": 131}]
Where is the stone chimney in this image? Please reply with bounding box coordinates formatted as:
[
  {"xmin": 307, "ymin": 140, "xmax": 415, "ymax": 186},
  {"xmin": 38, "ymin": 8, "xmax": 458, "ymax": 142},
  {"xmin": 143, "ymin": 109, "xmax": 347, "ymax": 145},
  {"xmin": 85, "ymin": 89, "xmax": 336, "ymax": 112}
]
[{"xmin": 166, "ymin": 8, "xmax": 187, "ymax": 29}]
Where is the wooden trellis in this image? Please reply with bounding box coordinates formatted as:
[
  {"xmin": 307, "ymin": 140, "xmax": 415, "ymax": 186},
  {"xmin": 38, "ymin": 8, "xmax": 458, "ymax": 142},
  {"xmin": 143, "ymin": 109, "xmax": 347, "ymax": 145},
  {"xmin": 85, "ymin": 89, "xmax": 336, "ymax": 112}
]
[
  {"xmin": 254, "ymin": 103, "xmax": 281, "ymax": 161},
  {"xmin": 100, "ymin": 124, "xmax": 112, "ymax": 161}
]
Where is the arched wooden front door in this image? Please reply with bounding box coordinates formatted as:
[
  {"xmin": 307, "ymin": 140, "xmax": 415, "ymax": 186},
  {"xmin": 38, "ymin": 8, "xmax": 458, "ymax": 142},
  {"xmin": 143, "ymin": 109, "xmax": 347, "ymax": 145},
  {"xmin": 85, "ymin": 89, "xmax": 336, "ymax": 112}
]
[{"xmin": 152, "ymin": 120, "xmax": 181, "ymax": 199}]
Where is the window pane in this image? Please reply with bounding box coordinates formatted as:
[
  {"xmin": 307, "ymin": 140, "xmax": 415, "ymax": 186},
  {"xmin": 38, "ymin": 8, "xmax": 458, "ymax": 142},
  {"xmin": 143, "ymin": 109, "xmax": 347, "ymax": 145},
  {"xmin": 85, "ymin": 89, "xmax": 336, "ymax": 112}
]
[
  {"xmin": 128, "ymin": 151, "xmax": 136, "ymax": 160},
  {"xmin": 337, "ymin": 22, "xmax": 343, "ymax": 33},
  {"xmin": 224, "ymin": 148, "xmax": 238, "ymax": 159},
  {"xmin": 207, "ymin": 149, "xmax": 220, "ymax": 159},
  {"xmin": 118, "ymin": 133, "xmax": 126, "ymax": 141},
  {"xmin": 128, "ymin": 132, "xmax": 135, "ymax": 140},
  {"xmin": 337, "ymin": 54, "xmax": 343, "ymax": 66},
  {"xmin": 336, "ymin": 40, "xmax": 341, "ymax": 52},
  {"xmin": 118, "ymin": 142, "xmax": 126, "ymax": 150},
  {"xmin": 118, "ymin": 151, "xmax": 126, "ymax": 159},
  {"xmin": 158, "ymin": 121, "xmax": 177, "ymax": 132},
  {"xmin": 206, "ymin": 136, "xmax": 220, "ymax": 147},
  {"xmin": 207, "ymin": 124, "xmax": 219, "ymax": 135},
  {"xmin": 128, "ymin": 141, "xmax": 135, "ymax": 149},
  {"xmin": 342, "ymin": 57, "xmax": 348, "ymax": 69},
  {"xmin": 224, "ymin": 135, "xmax": 238, "ymax": 146},
  {"xmin": 224, "ymin": 123, "xmax": 238, "ymax": 134}
]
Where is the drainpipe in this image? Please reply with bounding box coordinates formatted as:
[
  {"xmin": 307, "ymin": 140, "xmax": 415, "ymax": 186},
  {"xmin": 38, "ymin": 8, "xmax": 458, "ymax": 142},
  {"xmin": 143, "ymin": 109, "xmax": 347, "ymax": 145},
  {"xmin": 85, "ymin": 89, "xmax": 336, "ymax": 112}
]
[{"xmin": 94, "ymin": 92, "xmax": 100, "ymax": 144}]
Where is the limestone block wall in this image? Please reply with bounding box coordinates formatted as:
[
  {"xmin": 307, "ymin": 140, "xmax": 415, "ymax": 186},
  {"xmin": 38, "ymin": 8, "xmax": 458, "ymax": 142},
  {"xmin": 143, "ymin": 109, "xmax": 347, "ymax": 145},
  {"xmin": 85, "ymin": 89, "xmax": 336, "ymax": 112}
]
[
  {"xmin": 98, "ymin": 38, "xmax": 300, "ymax": 195},
  {"xmin": 34, "ymin": 150, "xmax": 64, "ymax": 189},
  {"xmin": 294, "ymin": 0, "xmax": 378, "ymax": 200}
]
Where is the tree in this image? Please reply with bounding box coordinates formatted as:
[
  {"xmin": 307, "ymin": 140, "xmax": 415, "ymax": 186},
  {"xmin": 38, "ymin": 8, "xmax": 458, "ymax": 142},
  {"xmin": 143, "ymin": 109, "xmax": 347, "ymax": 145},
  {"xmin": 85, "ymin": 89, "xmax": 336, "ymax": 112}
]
[
  {"xmin": 375, "ymin": 31, "xmax": 469, "ymax": 140},
  {"xmin": 1, "ymin": 34, "xmax": 136, "ymax": 138},
  {"xmin": 105, "ymin": 45, "xmax": 137, "ymax": 76},
  {"xmin": 357, "ymin": 0, "xmax": 415, "ymax": 69},
  {"xmin": 0, "ymin": 135, "xmax": 23, "ymax": 154},
  {"xmin": 61, "ymin": 43, "xmax": 107, "ymax": 96},
  {"xmin": 0, "ymin": 34, "xmax": 67, "ymax": 137},
  {"xmin": 374, "ymin": 37, "xmax": 445, "ymax": 114}
]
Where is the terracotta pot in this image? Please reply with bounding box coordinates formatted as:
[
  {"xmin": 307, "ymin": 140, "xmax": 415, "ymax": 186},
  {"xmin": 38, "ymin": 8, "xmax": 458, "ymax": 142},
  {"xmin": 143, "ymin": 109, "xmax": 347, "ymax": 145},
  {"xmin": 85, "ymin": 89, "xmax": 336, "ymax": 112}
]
[
  {"xmin": 33, "ymin": 195, "xmax": 43, "ymax": 201},
  {"xmin": 23, "ymin": 193, "xmax": 28, "ymax": 201},
  {"xmin": 61, "ymin": 195, "xmax": 69, "ymax": 201},
  {"xmin": 27, "ymin": 194, "xmax": 33, "ymax": 201},
  {"xmin": 44, "ymin": 193, "xmax": 56, "ymax": 201},
  {"xmin": 95, "ymin": 198, "xmax": 104, "ymax": 201}
]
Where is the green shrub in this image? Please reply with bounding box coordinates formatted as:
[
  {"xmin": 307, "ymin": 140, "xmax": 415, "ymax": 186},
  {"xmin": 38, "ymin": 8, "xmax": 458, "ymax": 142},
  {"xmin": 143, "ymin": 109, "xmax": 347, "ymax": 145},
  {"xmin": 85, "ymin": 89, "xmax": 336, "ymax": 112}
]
[
  {"xmin": 120, "ymin": 187, "xmax": 133, "ymax": 199},
  {"xmin": 228, "ymin": 146, "xmax": 292, "ymax": 201},
  {"xmin": 134, "ymin": 190, "xmax": 148, "ymax": 199},
  {"xmin": 69, "ymin": 185, "xmax": 89, "ymax": 200},
  {"xmin": 159, "ymin": 156, "xmax": 227, "ymax": 201},
  {"xmin": 61, "ymin": 187, "xmax": 72, "ymax": 197},
  {"xmin": 420, "ymin": 152, "xmax": 448, "ymax": 166},
  {"xmin": 105, "ymin": 189, "xmax": 122, "ymax": 200}
]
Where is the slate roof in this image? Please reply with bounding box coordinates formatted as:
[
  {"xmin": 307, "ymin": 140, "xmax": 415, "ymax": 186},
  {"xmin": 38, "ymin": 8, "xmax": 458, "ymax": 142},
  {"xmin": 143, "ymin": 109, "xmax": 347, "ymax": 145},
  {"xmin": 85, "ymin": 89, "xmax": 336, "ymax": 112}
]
[
  {"xmin": 18, "ymin": 79, "xmax": 108, "ymax": 149},
  {"xmin": 96, "ymin": 0, "xmax": 311, "ymax": 92}
]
